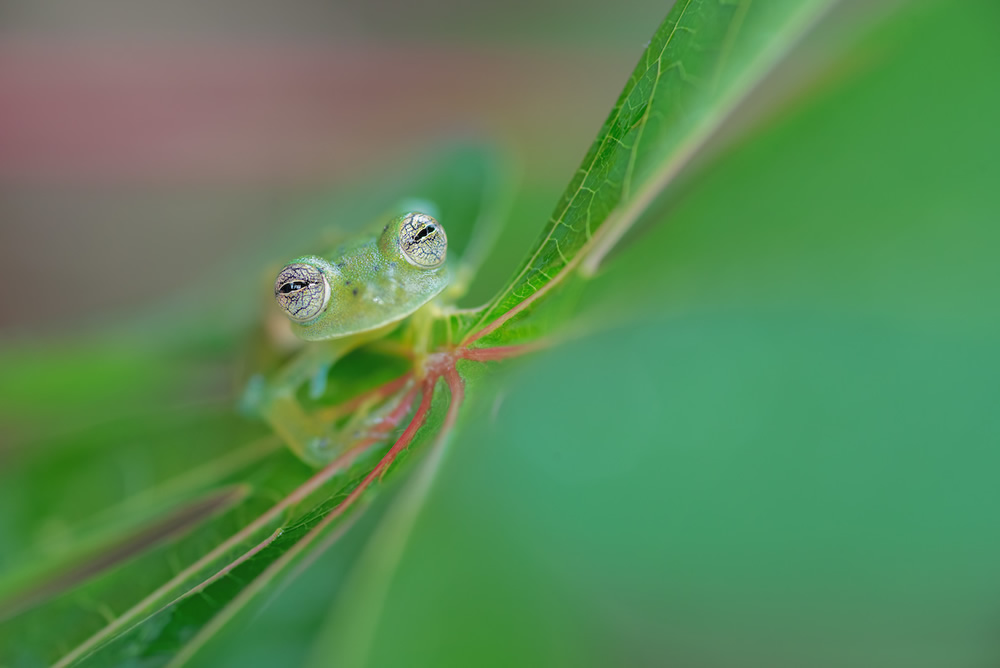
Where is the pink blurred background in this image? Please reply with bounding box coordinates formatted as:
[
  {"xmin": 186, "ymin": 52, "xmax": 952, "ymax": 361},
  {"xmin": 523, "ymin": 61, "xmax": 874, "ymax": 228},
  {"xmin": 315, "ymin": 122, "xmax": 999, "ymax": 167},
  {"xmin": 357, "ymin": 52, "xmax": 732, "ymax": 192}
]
[{"xmin": 0, "ymin": 0, "xmax": 664, "ymax": 334}]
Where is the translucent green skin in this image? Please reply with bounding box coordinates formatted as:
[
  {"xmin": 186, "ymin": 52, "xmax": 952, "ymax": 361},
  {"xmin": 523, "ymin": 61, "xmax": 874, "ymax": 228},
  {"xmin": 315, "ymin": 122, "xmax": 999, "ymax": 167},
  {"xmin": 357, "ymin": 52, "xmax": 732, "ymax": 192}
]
[
  {"xmin": 286, "ymin": 215, "xmax": 449, "ymax": 341},
  {"xmin": 257, "ymin": 148, "xmax": 499, "ymax": 466}
]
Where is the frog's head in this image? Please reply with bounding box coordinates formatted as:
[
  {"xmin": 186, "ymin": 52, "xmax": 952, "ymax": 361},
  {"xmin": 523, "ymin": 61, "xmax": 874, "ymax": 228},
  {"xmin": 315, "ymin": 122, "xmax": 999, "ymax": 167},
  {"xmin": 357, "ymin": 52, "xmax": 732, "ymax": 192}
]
[
  {"xmin": 273, "ymin": 212, "xmax": 450, "ymax": 338},
  {"xmin": 273, "ymin": 261, "xmax": 331, "ymax": 323}
]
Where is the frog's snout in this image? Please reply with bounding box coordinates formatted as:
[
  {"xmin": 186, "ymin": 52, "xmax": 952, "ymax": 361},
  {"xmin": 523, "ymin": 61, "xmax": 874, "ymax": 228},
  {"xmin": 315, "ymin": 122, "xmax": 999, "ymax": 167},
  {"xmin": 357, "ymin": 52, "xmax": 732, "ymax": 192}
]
[{"xmin": 274, "ymin": 262, "xmax": 331, "ymax": 323}]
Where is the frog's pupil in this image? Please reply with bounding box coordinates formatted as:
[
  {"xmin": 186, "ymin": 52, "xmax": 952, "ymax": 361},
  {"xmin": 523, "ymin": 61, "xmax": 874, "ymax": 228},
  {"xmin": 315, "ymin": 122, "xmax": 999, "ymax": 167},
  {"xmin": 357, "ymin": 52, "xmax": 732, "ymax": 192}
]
[
  {"xmin": 280, "ymin": 280, "xmax": 308, "ymax": 294},
  {"xmin": 413, "ymin": 225, "xmax": 435, "ymax": 242}
]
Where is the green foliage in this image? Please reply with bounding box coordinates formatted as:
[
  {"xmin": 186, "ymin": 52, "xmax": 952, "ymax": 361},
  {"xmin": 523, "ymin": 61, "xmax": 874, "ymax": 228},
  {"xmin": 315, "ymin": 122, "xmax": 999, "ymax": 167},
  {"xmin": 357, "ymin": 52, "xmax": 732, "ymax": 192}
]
[
  {"xmin": 2, "ymin": 1, "xmax": 998, "ymax": 666},
  {"xmin": 461, "ymin": 0, "xmax": 834, "ymax": 345}
]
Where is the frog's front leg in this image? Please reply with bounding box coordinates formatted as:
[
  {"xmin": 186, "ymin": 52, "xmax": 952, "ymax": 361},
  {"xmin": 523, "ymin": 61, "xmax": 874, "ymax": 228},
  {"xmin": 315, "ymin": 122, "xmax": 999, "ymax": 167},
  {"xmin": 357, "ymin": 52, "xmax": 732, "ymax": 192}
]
[{"xmin": 258, "ymin": 328, "xmax": 392, "ymax": 466}]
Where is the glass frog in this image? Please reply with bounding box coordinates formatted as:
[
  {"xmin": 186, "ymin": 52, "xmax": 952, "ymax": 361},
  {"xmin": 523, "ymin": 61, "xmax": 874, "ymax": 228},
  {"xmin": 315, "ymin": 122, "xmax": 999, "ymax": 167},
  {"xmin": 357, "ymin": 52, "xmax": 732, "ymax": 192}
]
[
  {"xmin": 243, "ymin": 147, "xmax": 520, "ymax": 471},
  {"xmin": 249, "ymin": 211, "xmax": 455, "ymax": 467}
]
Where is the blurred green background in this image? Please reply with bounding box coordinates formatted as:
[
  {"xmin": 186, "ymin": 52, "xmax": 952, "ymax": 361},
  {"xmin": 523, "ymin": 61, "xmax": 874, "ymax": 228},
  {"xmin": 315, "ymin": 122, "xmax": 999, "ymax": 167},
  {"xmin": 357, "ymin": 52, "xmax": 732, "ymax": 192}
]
[{"xmin": 2, "ymin": 1, "xmax": 1000, "ymax": 667}]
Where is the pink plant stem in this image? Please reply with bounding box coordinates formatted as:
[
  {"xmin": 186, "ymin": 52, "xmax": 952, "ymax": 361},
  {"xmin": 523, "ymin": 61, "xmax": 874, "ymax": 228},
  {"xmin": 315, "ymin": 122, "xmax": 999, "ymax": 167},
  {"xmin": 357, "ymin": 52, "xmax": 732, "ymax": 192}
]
[
  {"xmin": 243, "ymin": 375, "xmax": 445, "ymax": 606},
  {"xmin": 458, "ymin": 342, "xmax": 545, "ymax": 362},
  {"xmin": 372, "ymin": 377, "xmax": 436, "ymax": 480},
  {"xmin": 442, "ymin": 364, "xmax": 464, "ymax": 426},
  {"xmin": 349, "ymin": 380, "xmax": 419, "ymax": 447},
  {"xmin": 317, "ymin": 372, "xmax": 412, "ymax": 420}
]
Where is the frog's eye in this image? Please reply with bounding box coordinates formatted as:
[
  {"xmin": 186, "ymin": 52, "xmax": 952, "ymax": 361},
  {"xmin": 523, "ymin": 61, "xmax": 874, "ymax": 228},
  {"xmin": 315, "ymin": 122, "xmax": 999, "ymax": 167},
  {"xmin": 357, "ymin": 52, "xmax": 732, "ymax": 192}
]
[
  {"xmin": 274, "ymin": 262, "xmax": 330, "ymax": 322},
  {"xmin": 398, "ymin": 212, "xmax": 447, "ymax": 269}
]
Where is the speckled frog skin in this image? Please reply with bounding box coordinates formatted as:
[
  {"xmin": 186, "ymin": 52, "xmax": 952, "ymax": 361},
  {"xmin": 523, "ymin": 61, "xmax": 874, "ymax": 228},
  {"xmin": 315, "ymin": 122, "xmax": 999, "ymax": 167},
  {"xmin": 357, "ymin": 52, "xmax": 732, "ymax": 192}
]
[
  {"xmin": 250, "ymin": 210, "xmax": 453, "ymax": 466},
  {"xmin": 274, "ymin": 212, "xmax": 449, "ymax": 340}
]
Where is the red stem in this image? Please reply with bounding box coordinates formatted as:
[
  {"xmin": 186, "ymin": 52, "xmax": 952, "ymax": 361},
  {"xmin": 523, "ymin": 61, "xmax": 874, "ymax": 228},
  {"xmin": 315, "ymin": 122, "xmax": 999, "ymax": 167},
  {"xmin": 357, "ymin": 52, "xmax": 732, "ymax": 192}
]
[
  {"xmin": 372, "ymin": 376, "xmax": 437, "ymax": 479},
  {"xmin": 442, "ymin": 363, "xmax": 464, "ymax": 429},
  {"xmin": 344, "ymin": 383, "xmax": 418, "ymax": 451},
  {"xmin": 458, "ymin": 342, "xmax": 545, "ymax": 362},
  {"xmin": 318, "ymin": 372, "xmax": 412, "ymax": 420}
]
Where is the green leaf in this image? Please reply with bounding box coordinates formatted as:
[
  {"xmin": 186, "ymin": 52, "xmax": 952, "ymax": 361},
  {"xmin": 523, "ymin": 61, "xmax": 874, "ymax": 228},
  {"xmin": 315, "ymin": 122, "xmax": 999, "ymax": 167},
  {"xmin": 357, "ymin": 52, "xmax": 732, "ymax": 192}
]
[{"xmin": 461, "ymin": 0, "xmax": 838, "ymax": 344}]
